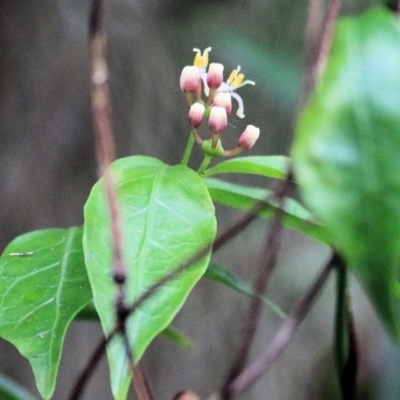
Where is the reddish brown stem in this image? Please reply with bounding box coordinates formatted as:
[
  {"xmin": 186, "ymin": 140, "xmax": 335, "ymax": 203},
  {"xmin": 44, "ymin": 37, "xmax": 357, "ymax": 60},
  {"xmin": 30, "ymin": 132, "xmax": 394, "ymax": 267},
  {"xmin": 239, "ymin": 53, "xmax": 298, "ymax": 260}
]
[
  {"xmin": 220, "ymin": 173, "xmax": 292, "ymax": 400},
  {"xmin": 209, "ymin": 255, "xmax": 337, "ymax": 400}
]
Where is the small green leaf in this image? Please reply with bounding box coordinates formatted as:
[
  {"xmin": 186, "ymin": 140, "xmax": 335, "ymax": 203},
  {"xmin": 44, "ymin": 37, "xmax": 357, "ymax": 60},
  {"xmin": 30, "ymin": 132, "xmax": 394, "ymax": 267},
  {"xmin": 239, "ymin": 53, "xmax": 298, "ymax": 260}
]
[
  {"xmin": 205, "ymin": 177, "xmax": 330, "ymax": 244},
  {"xmin": 83, "ymin": 155, "xmax": 217, "ymax": 400},
  {"xmin": 0, "ymin": 228, "xmax": 91, "ymax": 399},
  {"xmin": 0, "ymin": 373, "xmax": 37, "ymax": 400},
  {"xmin": 160, "ymin": 326, "xmax": 193, "ymax": 349},
  {"xmin": 205, "ymin": 263, "xmax": 286, "ymax": 318},
  {"xmin": 292, "ymin": 7, "xmax": 400, "ymax": 339},
  {"xmin": 203, "ymin": 156, "xmax": 290, "ymax": 179}
]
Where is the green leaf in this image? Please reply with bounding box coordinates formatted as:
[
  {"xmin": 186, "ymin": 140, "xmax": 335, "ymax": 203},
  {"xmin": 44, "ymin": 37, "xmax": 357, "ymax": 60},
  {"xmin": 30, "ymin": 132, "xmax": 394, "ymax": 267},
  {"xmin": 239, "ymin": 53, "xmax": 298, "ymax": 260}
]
[
  {"xmin": 205, "ymin": 177, "xmax": 330, "ymax": 244},
  {"xmin": 0, "ymin": 374, "xmax": 37, "ymax": 400},
  {"xmin": 160, "ymin": 326, "xmax": 193, "ymax": 349},
  {"xmin": 203, "ymin": 156, "xmax": 290, "ymax": 179},
  {"xmin": 83, "ymin": 155, "xmax": 217, "ymax": 400},
  {"xmin": 205, "ymin": 263, "xmax": 286, "ymax": 318},
  {"xmin": 292, "ymin": 7, "xmax": 400, "ymax": 339},
  {"xmin": 0, "ymin": 228, "xmax": 91, "ymax": 399}
]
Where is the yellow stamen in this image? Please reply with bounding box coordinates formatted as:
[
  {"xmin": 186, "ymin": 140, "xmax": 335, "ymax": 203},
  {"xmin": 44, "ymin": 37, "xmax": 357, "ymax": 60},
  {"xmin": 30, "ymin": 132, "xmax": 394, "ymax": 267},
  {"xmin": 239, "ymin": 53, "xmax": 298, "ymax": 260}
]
[
  {"xmin": 231, "ymin": 73, "xmax": 245, "ymax": 88},
  {"xmin": 227, "ymin": 69, "xmax": 239, "ymax": 85},
  {"xmin": 227, "ymin": 66, "xmax": 245, "ymax": 89},
  {"xmin": 193, "ymin": 47, "xmax": 212, "ymax": 69}
]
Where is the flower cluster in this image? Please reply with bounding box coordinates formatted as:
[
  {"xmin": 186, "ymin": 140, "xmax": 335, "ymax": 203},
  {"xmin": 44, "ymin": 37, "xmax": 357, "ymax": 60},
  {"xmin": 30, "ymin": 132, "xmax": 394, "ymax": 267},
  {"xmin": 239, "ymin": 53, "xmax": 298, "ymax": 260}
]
[{"xmin": 180, "ymin": 47, "xmax": 260, "ymax": 171}]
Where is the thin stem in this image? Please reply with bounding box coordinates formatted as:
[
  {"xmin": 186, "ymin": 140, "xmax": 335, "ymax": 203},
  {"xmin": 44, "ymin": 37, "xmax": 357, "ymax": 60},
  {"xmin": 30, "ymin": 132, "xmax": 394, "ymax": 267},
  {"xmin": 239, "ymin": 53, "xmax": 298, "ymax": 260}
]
[
  {"xmin": 221, "ymin": 174, "xmax": 291, "ymax": 400},
  {"xmin": 68, "ymin": 328, "xmax": 118, "ymax": 400},
  {"xmin": 211, "ymin": 254, "xmax": 337, "ymax": 399},
  {"xmin": 334, "ymin": 258, "xmax": 358, "ymax": 399},
  {"xmin": 181, "ymin": 133, "xmax": 196, "ymax": 166},
  {"xmin": 89, "ymin": 0, "xmax": 126, "ymax": 287},
  {"xmin": 301, "ymin": 0, "xmax": 343, "ymax": 107},
  {"xmin": 314, "ymin": 0, "xmax": 343, "ymax": 81},
  {"xmin": 334, "ymin": 256, "xmax": 348, "ymax": 380},
  {"xmin": 197, "ymin": 154, "xmax": 212, "ymax": 175},
  {"xmin": 121, "ymin": 332, "xmax": 154, "ymax": 400}
]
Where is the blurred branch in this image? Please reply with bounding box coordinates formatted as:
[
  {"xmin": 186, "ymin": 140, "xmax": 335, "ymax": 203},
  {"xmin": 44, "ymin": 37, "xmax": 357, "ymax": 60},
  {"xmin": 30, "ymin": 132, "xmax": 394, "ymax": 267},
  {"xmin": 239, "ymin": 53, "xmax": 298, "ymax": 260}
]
[
  {"xmin": 209, "ymin": 253, "xmax": 337, "ymax": 399},
  {"xmin": 86, "ymin": 1, "xmax": 152, "ymax": 399},
  {"xmin": 220, "ymin": 171, "xmax": 293, "ymax": 400},
  {"xmin": 68, "ymin": 329, "xmax": 117, "ymax": 400},
  {"xmin": 335, "ymin": 258, "xmax": 358, "ymax": 399},
  {"xmin": 301, "ymin": 0, "xmax": 343, "ymax": 105}
]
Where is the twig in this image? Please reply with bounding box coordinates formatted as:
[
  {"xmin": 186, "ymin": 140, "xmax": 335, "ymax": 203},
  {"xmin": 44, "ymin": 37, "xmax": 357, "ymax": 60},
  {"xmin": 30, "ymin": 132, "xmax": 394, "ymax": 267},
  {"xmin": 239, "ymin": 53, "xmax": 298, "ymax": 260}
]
[
  {"xmin": 314, "ymin": 0, "xmax": 343, "ymax": 84},
  {"xmin": 209, "ymin": 254, "xmax": 337, "ymax": 399},
  {"xmin": 89, "ymin": 1, "xmax": 151, "ymax": 399},
  {"xmin": 220, "ymin": 172, "xmax": 293, "ymax": 399},
  {"xmin": 302, "ymin": 0, "xmax": 343, "ymax": 105},
  {"xmin": 89, "ymin": 0, "xmax": 125, "ymax": 286},
  {"xmin": 122, "ymin": 332, "xmax": 154, "ymax": 400},
  {"xmin": 68, "ymin": 328, "xmax": 118, "ymax": 400},
  {"xmin": 301, "ymin": 0, "xmax": 325, "ymax": 105},
  {"xmin": 335, "ymin": 258, "xmax": 358, "ymax": 399}
]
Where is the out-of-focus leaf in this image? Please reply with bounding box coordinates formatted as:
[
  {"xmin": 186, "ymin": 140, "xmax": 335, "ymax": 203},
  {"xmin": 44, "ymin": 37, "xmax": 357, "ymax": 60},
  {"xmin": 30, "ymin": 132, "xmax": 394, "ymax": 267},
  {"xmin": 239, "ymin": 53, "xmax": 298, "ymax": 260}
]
[
  {"xmin": 83, "ymin": 156, "xmax": 216, "ymax": 400},
  {"xmin": 0, "ymin": 374, "xmax": 37, "ymax": 400},
  {"xmin": 205, "ymin": 177, "xmax": 330, "ymax": 244},
  {"xmin": 160, "ymin": 326, "xmax": 193, "ymax": 349},
  {"xmin": 292, "ymin": 7, "xmax": 400, "ymax": 339},
  {"xmin": 203, "ymin": 156, "xmax": 290, "ymax": 180},
  {"xmin": 0, "ymin": 228, "xmax": 91, "ymax": 399},
  {"xmin": 205, "ymin": 263, "xmax": 286, "ymax": 318}
]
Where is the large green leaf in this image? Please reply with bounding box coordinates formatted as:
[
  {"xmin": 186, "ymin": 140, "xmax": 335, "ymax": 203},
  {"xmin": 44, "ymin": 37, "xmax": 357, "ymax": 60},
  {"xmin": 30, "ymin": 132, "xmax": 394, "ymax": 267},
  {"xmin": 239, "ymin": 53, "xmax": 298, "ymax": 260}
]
[
  {"xmin": 205, "ymin": 177, "xmax": 330, "ymax": 244},
  {"xmin": 83, "ymin": 156, "xmax": 217, "ymax": 400},
  {"xmin": 203, "ymin": 156, "xmax": 290, "ymax": 179},
  {"xmin": 0, "ymin": 228, "xmax": 91, "ymax": 399},
  {"xmin": 292, "ymin": 7, "xmax": 400, "ymax": 339}
]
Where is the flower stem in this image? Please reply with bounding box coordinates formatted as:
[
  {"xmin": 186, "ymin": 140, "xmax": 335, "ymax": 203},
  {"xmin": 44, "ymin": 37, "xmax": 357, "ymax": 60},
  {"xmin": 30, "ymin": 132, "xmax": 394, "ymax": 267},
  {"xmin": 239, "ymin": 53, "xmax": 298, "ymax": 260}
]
[
  {"xmin": 197, "ymin": 154, "xmax": 212, "ymax": 175},
  {"xmin": 181, "ymin": 132, "xmax": 195, "ymax": 166}
]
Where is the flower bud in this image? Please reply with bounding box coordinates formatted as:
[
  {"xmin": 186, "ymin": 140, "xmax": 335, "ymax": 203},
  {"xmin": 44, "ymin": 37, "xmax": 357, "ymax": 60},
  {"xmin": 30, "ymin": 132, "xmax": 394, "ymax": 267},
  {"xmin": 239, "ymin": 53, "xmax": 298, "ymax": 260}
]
[
  {"xmin": 208, "ymin": 106, "xmax": 228, "ymax": 135},
  {"xmin": 188, "ymin": 103, "xmax": 205, "ymax": 128},
  {"xmin": 238, "ymin": 125, "xmax": 260, "ymax": 149},
  {"xmin": 213, "ymin": 92, "xmax": 232, "ymax": 115},
  {"xmin": 207, "ymin": 63, "xmax": 224, "ymax": 89},
  {"xmin": 180, "ymin": 66, "xmax": 199, "ymax": 93}
]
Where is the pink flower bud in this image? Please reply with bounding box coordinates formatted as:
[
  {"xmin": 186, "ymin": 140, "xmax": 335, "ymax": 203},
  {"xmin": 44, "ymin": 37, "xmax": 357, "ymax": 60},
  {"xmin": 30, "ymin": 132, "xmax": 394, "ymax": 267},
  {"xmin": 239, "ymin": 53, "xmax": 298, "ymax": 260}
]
[
  {"xmin": 213, "ymin": 92, "xmax": 232, "ymax": 115},
  {"xmin": 207, "ymin": 63, "xmax": 224, "ymax": 89},
  {"xmin": 238, "ymin": 125, "xmax": 260, "ymax": 149},
  {"xmin": 188, "ymin": 103, "xmax": 205, "ymax": 128},
  {"xmin": 180, "ymin": 66, "xmax": 199, "ymax": 93},
  {"xmin": 208, "ymin": 106, "xmax": 228, "ymax": 135}
]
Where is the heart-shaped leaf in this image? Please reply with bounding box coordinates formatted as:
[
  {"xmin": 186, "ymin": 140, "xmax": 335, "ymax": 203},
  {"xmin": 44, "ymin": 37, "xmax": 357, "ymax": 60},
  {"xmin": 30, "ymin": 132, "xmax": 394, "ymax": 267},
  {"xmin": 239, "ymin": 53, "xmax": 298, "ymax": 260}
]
[
  {"xmin": 293, "ymin": 7, "xmax": 400, "ymax": 339},
  {"xmin": 83, "ymin": 156, "xmax": 216, "ymax": 400},
  {"xmin": 0, "ymin": 228, "xmax": 91, "ymax": 399}
]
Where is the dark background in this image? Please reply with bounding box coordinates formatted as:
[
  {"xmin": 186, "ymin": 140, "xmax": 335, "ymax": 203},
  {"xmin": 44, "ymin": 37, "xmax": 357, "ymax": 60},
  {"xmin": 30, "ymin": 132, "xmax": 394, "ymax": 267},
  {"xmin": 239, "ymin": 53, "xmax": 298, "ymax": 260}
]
[{"xmin": 1, "ymin": 0, "xmax": 399, "ymax": 399}]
